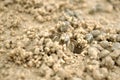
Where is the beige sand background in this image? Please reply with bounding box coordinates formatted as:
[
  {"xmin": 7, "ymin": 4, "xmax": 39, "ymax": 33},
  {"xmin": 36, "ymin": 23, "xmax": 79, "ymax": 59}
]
[{"xmin": 0, "ymin": 0, "xmax": 120, "ymax": 80}]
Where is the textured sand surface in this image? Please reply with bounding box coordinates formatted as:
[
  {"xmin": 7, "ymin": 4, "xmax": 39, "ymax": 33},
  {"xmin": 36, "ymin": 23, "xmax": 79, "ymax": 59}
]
[{"xmin": 0, "ymin": 0, "xmax": 120, "ymax": 80}]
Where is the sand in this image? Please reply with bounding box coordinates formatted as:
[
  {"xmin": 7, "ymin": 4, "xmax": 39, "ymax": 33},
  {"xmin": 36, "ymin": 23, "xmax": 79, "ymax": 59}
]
[{"xmin": 0, "ymin": 0, "xmax": 120, "ymax": 80}]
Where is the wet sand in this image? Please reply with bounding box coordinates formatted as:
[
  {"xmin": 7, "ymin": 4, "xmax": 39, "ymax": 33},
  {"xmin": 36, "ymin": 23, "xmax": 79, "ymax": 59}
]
[{"xmin": 0, "ymin": 0, "xmax": 120, "ymax": 80}]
